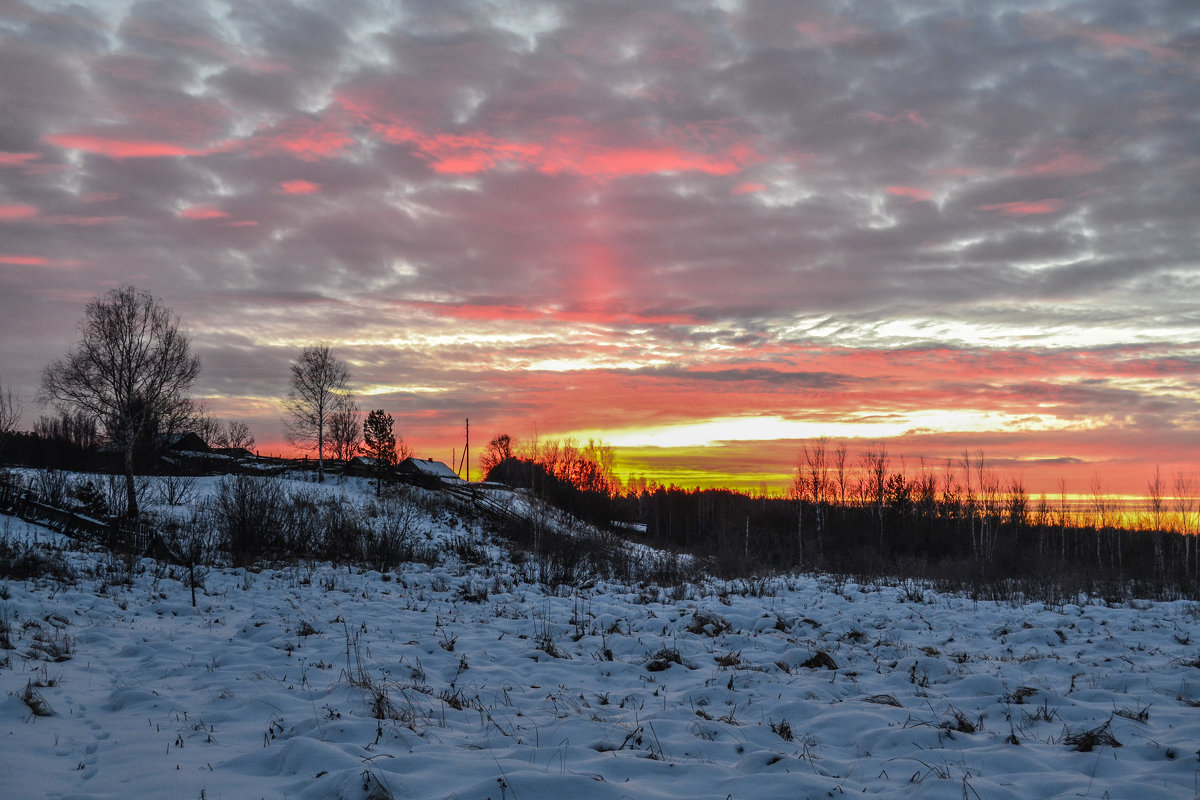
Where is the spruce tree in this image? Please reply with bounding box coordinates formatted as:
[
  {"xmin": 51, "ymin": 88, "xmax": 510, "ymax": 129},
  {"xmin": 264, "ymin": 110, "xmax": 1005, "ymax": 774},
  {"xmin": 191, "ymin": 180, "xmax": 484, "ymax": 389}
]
[{"xmin": 363, "ymin": 409, "xmax": 397, "ymax": 496}]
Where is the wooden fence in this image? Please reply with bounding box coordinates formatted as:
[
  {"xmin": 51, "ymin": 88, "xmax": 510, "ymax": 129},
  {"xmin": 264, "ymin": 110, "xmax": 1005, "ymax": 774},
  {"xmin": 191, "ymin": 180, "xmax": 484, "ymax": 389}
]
[{"xmin": 0, "ymin": 475, "xmax": 165, "ymax": 559}]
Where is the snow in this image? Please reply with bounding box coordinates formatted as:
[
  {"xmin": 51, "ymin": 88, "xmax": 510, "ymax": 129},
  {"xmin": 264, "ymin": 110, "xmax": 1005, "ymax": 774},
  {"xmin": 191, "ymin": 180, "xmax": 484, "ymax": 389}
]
[{"xmin": 2, "ymin": 479, "xmax": 1200, "ymax": 800}]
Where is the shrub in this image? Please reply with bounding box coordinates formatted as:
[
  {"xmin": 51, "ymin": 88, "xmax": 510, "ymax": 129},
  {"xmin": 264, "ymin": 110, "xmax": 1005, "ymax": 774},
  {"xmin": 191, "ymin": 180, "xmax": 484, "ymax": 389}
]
[
  {"xmin": 361, "ymin": 493, "xmax": 419, "ymax": 571},
  {"xmin": 211, "ymin": 475, "xmax": 289, "ymax": 565},
  {"xmin": 0, "ymin": 539, "xmax": 74, "ymax": 582},
  {"xmin": 34, "ymin": 468, "xmax": 70, "ymax": 507}
]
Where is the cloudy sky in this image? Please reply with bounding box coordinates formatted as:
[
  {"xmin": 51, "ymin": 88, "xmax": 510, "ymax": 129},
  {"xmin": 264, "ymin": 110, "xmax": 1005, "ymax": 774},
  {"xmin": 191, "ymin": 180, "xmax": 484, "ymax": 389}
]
[{"xmin": 2, "ymin": 0, "xmax": 1198, "ymax": 495}]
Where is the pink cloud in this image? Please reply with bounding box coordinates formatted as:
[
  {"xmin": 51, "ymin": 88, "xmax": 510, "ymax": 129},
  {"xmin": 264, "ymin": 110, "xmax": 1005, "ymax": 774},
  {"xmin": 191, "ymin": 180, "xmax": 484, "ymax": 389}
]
[
  {"xmin": 0, "ymin": 152, "xmax": 39, "ymax": 167},
  {"xmin": 541, "ymin": 143, "xmax": 752, "ymax": 177},
  {"xmin": 0, "ymin": 253, "xmax": 86, "ymax": 267},
  {"xmin": 1025, "ymin": 12, "xmax": 1185, "ymax": 65},
  {"xmin": 0, "ymin": 254, "xmax": 45, "ymax": 265},
  {"xmin": 41, "ymin": 215, "xmax": 125, "ymax": 226},
  {"xmin": 887, "ymin": 185, "xmax": 933, "ymax": 202},
  {"xmin": 179, "ymin": 206, "xmax": 230, "ymax": 220},
  {"xmin": 44, "ymin": 133, "xmax": 220, "ymax": 159},
  {"xmin": 1081, "ymin": 28, "xmax": 1181, "ymax": 62},
  {"xmin": 343, "ymin": 93, "xmax": 760, "ymax": 180},
  {"xmin": 0, "ymin": 204, "xmax": 39, "ymax": 220},
  {"xmin": 0, "ymin": 204, "xmax": 121, "ymax": 226},
  {"xmin": 1017, "ymin": 143, "xmax": 1105, "ymax": 177},
  {"xmin": 247, "ymin": 119, "xmax": 354, "ymax": 162},
  {"xmin": 976, "ymin": 199, "xmax": 1065, "ymax": 216},
  {"xmin": 428, "ymin": 148, "xmax": 512, "ymax": 175},
  {"xmin": 277, "ymin": 180, "xmax": 321, "ymax": 195},
  {"xmin": 732, "ymin": 182, "xmax": 766, "ymax": 195}
]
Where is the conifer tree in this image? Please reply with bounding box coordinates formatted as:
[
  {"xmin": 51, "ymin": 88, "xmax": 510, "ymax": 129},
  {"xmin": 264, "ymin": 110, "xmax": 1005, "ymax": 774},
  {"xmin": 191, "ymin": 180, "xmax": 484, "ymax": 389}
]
[{"xmin": 363, "ymin": 409, "xmax": 397, "ymax": 496}]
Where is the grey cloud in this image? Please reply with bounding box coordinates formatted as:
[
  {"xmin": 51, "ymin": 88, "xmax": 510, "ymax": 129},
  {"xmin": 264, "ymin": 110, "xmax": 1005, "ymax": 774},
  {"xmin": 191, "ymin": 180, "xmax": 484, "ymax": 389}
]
[{"xmin": 961, "ymin": 231, "xmax": 1084, "ymax": 265}]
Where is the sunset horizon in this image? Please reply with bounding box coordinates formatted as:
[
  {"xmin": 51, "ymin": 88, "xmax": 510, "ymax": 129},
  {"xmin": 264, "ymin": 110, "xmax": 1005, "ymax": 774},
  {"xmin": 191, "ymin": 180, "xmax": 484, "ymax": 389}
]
[{"xmin": 2, "ymin": 1, "xmax": 1197, "ymax": 503}]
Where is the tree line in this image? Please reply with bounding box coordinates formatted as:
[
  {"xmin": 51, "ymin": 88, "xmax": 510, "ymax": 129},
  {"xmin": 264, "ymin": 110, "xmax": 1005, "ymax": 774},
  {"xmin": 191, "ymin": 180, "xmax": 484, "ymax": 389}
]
[
  {"xmin": 475, "ymin": 431, "xmax": 1199, "ymax": 597},
  {"xmin": 0, "ymin": 286, "xmax": 412, "ymax": 516}
]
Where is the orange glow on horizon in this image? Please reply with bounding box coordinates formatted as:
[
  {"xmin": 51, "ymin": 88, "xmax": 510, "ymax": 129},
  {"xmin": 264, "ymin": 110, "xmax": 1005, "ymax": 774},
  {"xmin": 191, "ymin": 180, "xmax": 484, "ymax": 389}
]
[{"xmin": 246, "ymin": 429, "xmax": 1195, "ymax": 504}]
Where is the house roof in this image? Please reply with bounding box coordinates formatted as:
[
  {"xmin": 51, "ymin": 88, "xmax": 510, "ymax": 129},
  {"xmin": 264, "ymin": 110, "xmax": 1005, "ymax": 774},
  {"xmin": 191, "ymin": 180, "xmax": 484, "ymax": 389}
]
[
  {"xmin": 166, "ymin": 432, "xmax": 210, "ymax": 452},
  {"xmin": 400, "ymin": 457, "xmax": 462, "ymax": 480}
]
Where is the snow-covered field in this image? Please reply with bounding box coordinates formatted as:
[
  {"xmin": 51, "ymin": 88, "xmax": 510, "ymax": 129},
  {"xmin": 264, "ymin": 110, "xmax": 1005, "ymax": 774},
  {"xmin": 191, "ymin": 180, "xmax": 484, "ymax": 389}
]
[{"xmin": 3, "ymin": 480, "xmax": 1200, "ymax": 800}]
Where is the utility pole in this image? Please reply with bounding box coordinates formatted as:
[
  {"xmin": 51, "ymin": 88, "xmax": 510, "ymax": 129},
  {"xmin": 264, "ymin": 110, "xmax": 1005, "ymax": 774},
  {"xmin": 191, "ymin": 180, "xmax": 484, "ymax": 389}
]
[{"xmin": 465, "ymin": 418, "xmax": 470, "ymax": 482}]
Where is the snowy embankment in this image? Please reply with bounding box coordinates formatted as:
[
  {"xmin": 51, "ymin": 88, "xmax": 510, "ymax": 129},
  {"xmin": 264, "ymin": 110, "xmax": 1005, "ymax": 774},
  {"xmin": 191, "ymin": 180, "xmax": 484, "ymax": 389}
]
[{"xmin": 2, "ymin": 501, "xmax": 1200, "ymax": 799}]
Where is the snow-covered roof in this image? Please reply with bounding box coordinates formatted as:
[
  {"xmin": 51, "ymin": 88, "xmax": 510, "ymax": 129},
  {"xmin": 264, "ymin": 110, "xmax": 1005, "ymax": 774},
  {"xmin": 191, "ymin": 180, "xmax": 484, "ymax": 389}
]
[{"xmin": 400, "ymin": 457, "xmax": 462, "ymax": 481}]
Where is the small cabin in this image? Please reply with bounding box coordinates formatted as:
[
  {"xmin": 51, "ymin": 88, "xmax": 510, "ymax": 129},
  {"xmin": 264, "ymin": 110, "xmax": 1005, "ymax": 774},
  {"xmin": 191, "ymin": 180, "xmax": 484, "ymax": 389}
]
[
  {"xmin": 397, "ymin": 457, "xmax": 464, "ymax": 486},
  {"xmin": 165, "ymin": 432, "xmax": 211, "ymax": 454},
  {"xmin": 346, "ymin": 455, "xmax": 384, "ymax": 477}
]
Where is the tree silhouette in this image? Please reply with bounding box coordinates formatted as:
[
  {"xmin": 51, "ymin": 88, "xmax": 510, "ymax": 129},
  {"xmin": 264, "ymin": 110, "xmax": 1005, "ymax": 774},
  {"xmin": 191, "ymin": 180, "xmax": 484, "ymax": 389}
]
[
  {"xmin": 41, "ymin": 285, "xmax": 199, "ymax": 518},
  {"xmin": 362, "ymin": 409, "xmax": 397, "ymax": 496},
  {"xmin": 329, "ymin": 403, "xmax": 362, "ymax": 462},
  {"xmin": 284, "ymin": 344, "xmax": 351, "ymax": 482},
  {"xmin": 480, "ymin": 433, "xmax": 514, "ymax": 477}
]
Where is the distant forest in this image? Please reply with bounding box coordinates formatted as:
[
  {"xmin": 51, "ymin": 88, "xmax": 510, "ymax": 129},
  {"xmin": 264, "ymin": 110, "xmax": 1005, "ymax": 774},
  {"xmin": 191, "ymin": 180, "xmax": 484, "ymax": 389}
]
[
  {"xmin": 3, "ymin": 411, "xmax": 1199, "ymax": 600},
  {"xmin": 480, "ymin": 433, "xmax": 1200, "ymax": 599}
]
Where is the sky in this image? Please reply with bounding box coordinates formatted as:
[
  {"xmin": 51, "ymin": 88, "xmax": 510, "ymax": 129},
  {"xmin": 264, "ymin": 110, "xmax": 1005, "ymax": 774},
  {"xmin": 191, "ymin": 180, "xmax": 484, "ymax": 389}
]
[{"xmin": 1, "ymin": 0, "xmax": 1198, "ymax": 497}]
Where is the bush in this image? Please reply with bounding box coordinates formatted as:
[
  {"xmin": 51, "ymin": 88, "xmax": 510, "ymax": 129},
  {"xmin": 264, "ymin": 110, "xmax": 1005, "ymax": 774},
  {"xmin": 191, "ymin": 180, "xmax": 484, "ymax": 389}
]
[
  {"xmin": 0, "ymin": 539, "xmax": 74, "ymax": 582},
  {"xmin": 362, "ymin": 492, "xmax": 420, "ymax": 572},
  {"xmin": 212, "ymin": 474, "xmax": 289, "ymax": 565}
]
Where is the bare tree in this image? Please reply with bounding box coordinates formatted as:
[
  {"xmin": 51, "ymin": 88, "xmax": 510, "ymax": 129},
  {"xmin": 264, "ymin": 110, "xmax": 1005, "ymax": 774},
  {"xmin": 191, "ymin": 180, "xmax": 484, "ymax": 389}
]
[
  {"xmin": 33, "ymin": 411, "xmax": 99, "ymax": 451},
  {"xmin": 0, "ymin": 377, "xmax": 20, "ymax": 435},
  {"xmin": 1174, "ymin": 471, "xmax": 1197, "ymax": 579},
  {"xmin": 216, "ymin": 419, "xmax": 255, "ymax": 451},
  {"xmin": 861, "ymin": 443, "xmax": 889, "ymax": 549},
  {"xmin": 480, "ymin": 433, "xmax": 515, "ymax": 477},
  {"xmin": 190, "ymin": 403, "xmax": 223, "ymax": 448},
  {"xmin": 975, "ymin": 451, "xmax": 1001, "ymax": 564},
  {"xmin": 801, "ymin": 437, "xmax": 830, "ymax": 555},
  {"xmin": 283, "ymin": 344, "xmax": 351, "ymax": 482},
  {"xmin": 166, "ymin": 508, "xmax": 217, "ymax": 608},
  {"xmin": 1089, "ymin": 471, "xmax": 1114, "ymax": 568},
  {"xmin": 0, "ymin": 376, "xmax": 21, "ymax": 462},
  {"xmin": 833, "ymin": 441, "xmax": 848, "ymax": 508},
  {"xmin": 328, "ymin": 403, "xmax": 361, "ymax": 462},
  {"xmin": 790, "ymin": 438, "xmax": 831, "ymax": 563},
  {"xmin": 1147, "ymin": 465, "xmax": 1166, "ymax": 578},
  {"xmin": 41, "ymin": 286, "xmax": 200, "ymax": 518}
]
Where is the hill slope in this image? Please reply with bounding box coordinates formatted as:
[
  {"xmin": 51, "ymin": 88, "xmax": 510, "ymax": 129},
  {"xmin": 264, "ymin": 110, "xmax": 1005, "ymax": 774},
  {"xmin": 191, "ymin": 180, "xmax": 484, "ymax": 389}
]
[{"xmin": 2, "ymin": 484, "xmax": 1200, "ymax": 799}]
